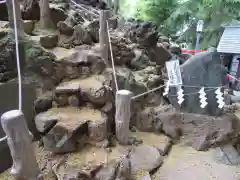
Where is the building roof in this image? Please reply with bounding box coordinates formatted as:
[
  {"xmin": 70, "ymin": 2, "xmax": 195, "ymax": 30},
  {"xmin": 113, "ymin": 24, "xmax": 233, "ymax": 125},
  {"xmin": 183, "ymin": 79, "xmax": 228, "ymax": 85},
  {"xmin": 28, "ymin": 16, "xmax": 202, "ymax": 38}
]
[{"xmin": 217, "ymin": 26, "xmax": 240, "ymax": 54}]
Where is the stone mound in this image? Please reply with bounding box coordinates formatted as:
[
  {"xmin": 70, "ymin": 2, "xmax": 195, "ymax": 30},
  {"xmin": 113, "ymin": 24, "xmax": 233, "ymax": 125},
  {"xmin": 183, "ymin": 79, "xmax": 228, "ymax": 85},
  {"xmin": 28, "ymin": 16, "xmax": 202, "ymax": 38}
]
[
  {"xmin": 54, "ymin": 75, "xmax": 110, "ymax": 107},
  {"xmin": 35, "ymin": 107, "xmax": 108, "ymax": 153}
]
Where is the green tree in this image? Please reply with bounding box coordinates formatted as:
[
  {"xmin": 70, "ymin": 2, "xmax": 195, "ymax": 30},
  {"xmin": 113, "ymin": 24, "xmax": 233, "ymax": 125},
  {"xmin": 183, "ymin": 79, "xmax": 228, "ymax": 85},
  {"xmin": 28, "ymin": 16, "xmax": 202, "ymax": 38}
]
[
  {"xmin": 135, "ymin": 0, "xmax": 240, "ymax": 49},
  {"xmin": 135, "ymin": 0, "xmax": 178, "ymax": 27},
  {"xmin": 163, "ymin": 0, "xmax": 240, "ymax": 48}
]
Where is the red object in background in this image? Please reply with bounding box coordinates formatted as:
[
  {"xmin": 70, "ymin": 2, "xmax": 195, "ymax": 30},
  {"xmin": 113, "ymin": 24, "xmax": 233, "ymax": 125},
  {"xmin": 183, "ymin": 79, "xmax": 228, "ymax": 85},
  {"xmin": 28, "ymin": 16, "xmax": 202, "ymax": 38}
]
[
  {"xmin": 181, "ymin": 49, "xmax": 207, "ymax": 55},
  {"xmin": 226, "ymin": 75, "xmax": 230, "ymax": 81}
]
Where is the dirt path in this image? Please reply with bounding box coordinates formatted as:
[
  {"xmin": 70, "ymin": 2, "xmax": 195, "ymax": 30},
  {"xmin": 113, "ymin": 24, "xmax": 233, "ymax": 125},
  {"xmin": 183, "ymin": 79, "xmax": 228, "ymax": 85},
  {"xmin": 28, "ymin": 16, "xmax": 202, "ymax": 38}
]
[{"xmin": 152, "ymin": 143, "xmax": 240, "ymax": 180}]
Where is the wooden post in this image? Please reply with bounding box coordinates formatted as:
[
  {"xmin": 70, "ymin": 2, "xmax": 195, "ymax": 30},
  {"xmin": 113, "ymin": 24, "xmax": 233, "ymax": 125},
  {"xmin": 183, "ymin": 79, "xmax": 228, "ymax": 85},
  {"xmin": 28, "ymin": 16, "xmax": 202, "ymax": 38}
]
[
  {"xmin": 115, "ymin": 90, "xmax": 132, "ymax": 145},
  {"xmin": 99, "ymin": 10, "xmax": 110, "ymax": 65},
  {"xmin": 1, "ymin": 110, "xmax": 40, "ymax": 179}
]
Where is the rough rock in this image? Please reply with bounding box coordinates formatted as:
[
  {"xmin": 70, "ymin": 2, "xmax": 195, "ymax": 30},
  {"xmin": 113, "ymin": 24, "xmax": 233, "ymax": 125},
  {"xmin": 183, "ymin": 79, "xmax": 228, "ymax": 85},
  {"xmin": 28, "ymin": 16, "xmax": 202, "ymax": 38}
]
[
  {"xmin": 72, "ymin": 24, "xmax": 93, "ymax": 45},
  {"xmin": 0, "ymin": 21, "xmax": 9, "ymax": 28},
  {"xmin": 88, "ymin": 112, "xmax": 108, "ymax": 142},
  {"xmin": 57, "ymin": 21, "xmax": 74, "ymax": 36},
  {"xmin": 147, "ymin": 43, "xmax": 171, "ymax": 65},
  {"xmin": 151, "ymin": 106, "xmax": 240, "ymax": 151},
  {"xmin": 34, "ymin": 113, "xmax": 58, "ymax": 133},
  {"xmin": 34, "ymin": 91, "xmax": 53, "ymax": 114},
  {"xmin": 115, "ymin": 154, "xmax": 132, "ymax": 180},
  {"xmin": 41, "ymin": 107, "xmax": 105, "ymax": 153},
  {"xmin": 132, "ymin": 131, "xmax": 172, "ymax": 156},
  {"xmin": 24, "ymin": 44, "xmax": 60, "ymax": 92},
  {"xmin": 130, "ymin": 49, "xmax": 150, "ymax": 70},
  {"xmin": 68, "ymin": 95, "xmax": 80, "ymax": 107},
  {"xmin": 155, "ymin": 106, "xmax": 181, "ymax": 139},
  {"xmin": 54, "ymin": 75, "xmax": 109, "ymax": 107},
  {"xmin": 50, "ymin": 4, "xmax": 68, "ymax": 27},
  {"xmin": 110, "ymin": 36, "xmax": 135, "ymax": 65},
  {"xmin": 170, "ymin": 44, "xmax": 181, "ymax": 55},
  {"xmin": 94, "ymin": 160, "xmax": 118, "ymax": 180},
  {"xmin": 85, "ymin": 20, "xmax": 99, "ymax": 42},
  {"xmin": 125, "ymin": 21, "xmax": 158, "ymax": 48},
  {"xmin": 214, "ymin": 144, "xmax": 240, "ymax": 165},
  {"xmin": 56, "ymin": 10, "xmax": 82, "ymax": 36},
  {"xmin": 22, "ymin": 0, "xmax": 40, "ymax": 20},
  {"xmin": 23, "ymin": 20, "xmax": 35, "ymax": 35},
  {"xmin": 133, "ymin": 66, "xmax": 164, "ymax": 89},
  {"xmin": 0, "ymin": 31, "xmax": 25, "ymax": 82},
  {"xmin": 54, "ymin": 80, "xmax": 81, "ymax": 106},
  {"xmin": 168, "ymin": 51, "xmax": 227, "ymax": 116},
  {"xmin": 40, "ymin": 35, "xmax": 59, "ymax": 49},
  {"xmin": 135, "ymin": 107, "xmax": 157, "ymax": 132},
  {"xmin": 52, "ymin": 159, "xmax": 91, "ymax": 180},
  {"xmin": 129, "ymin": 144, "xmax": 163, "ymax": 173}
]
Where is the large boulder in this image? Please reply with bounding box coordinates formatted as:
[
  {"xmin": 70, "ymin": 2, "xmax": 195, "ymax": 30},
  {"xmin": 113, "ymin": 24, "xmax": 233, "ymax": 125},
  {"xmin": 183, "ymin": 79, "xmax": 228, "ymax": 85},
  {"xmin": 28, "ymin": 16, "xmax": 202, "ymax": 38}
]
[
  {"xmin": 157, "ymin": 107, "xmax": 240, "ymax": 151},
  {"xmin": 168, "ymin": 51, "xmax": 227, "ymax": 116},
  {"xmin": 36, "ymin": 107, "xmax": 107, "ymax": 153},
  {"xmin": 147, "ymin": 43, "xmax": 171, "ymax": 65},
  {"xmin": 125, "ymin": 21, "xmax": 158, "ymax": 48},
  {"xmin": 0, "ymin": 31, "xmax": 25, "ymax": 82},
  {"xmin": 50, "ymin": 4, "xmax": 68, "ymax": 27},
  {"xmin": 22, "ymin": 0, "xmax": 40, "ymax": 20},
  {"xmin": 129, "ymin": 49, "xmax": 150, "ymax": 70},
  {"xmin": 24, "ymin": 44, "xmax": 61, "ymax": 92},
  {"xmin": 54, "ymin": 75, "xmax": 110, "ymax": 107},
  {"xmin": 40, "ymin": 34, "xmax": 59, "ymax": 49}
]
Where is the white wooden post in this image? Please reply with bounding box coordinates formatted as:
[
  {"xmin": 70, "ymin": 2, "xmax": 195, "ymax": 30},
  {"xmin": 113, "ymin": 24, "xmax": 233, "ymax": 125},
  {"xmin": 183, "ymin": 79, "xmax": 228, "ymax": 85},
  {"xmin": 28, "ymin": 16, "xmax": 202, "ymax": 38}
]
[
  {"xmin": 115, "ymin": 90, "xmax": 132, "ymax": 145},
  {"xmin": 1, "ymin": 110, "xmax": 40, "ymax": 179}
]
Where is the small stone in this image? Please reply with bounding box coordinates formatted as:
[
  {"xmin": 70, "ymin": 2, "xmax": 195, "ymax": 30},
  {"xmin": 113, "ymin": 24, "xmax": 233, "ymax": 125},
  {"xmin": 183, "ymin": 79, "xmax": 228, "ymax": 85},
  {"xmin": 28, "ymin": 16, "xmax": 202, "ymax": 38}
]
[
  {"xmin": 23, "ymin": 20, "xmax": 35, "ymax": 35},
  {"xmin": 40, "ymin": 35, "xmax": 59, "ymax": 49},
  {"xmin": 129, "ymin": 144, "xmax": 163, "ymax": 173},
  {"xmin": 68, "ymin": 95, "xmax": 79, "ymax": 107},
  {"xmin": 94, "ymin": 160, "xmax": 118, "ymax": 180},
  {"xmin": 88, "ymin": 113, "xmax": 108, "ymax": 142},
  {"xmin": 90, "ymin": 59, "xmax": 106, "ymax": 74},
  {"xmin": 55, "ymin": 94, "xmax": 68, "ymax": 106},
  {"xmin": 57, "ymin": 21, "xmax": 74, "ymax": 36},
  {"xmin": 34, "ymin": 113, "xmax": 58, "ymax": 133},
  {"xmin": 34, "ymin": 91, "xmax": 53, "ymax": 114}
]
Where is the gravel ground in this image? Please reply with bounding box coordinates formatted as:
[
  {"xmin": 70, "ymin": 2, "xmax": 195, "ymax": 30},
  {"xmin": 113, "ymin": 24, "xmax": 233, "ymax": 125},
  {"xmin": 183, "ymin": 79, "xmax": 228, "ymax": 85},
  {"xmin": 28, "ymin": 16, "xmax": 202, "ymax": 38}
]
[{"xmin": 152, "ymin": 143, "xmax": 240, "ymax": 180}]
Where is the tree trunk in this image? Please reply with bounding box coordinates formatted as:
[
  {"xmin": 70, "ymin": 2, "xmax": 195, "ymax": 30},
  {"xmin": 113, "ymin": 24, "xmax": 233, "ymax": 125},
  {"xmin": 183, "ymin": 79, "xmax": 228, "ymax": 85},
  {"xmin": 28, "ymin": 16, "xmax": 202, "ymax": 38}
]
[
  {"xmin": 39, "ymin": 0, "xmax": 54, "ymax": 29},
  {"xmin": 113, "ymin": 0, "xmax": 119, "ymax": 14},
  {"xmin": 107, "ymin": 0, "xmax": 112, "ymax": 9},
  {"xmin": 6, "ymin": 0, "xmax": 24, "ymax": 34}
]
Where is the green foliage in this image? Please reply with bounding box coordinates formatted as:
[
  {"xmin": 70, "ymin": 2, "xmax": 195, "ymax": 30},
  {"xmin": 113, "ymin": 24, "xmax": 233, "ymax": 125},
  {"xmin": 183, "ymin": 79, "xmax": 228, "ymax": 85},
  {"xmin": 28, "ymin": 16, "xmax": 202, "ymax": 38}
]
[
  {"xmin": 133, "ymin": 0, "xmax": 240, "ymax": 49},
  {"xmin": 135, "ymin": 0, "xmax": 178, "ymax": 26}
]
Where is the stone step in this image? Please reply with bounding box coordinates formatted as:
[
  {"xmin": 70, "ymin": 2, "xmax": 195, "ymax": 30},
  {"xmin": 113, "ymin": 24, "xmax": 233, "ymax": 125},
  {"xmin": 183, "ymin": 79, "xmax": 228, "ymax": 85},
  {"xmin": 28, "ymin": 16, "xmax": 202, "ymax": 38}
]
[
  {"xmin": 54, "ymin": 75, "xmax": 110, "ymax": 107},
  {"xmin": 49, "ymin": 46, "xmax": 105, "ymax": 79},
  {"xmin": 35, "ymin": 106, "xmax": 108, "ymax": 153}
]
